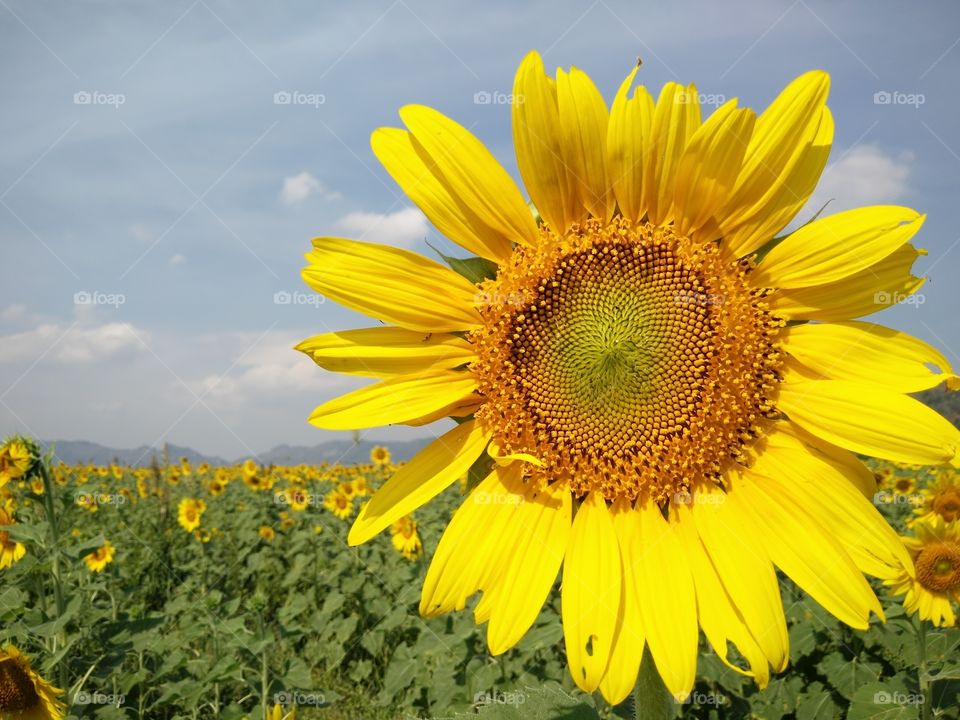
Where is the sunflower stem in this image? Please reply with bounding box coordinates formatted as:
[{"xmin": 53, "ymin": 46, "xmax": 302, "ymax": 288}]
[
  {"xmin": 633, "ymin": 646, "xmax": 674, "ymax": 720},
  {"xmin": 39, "ymin": 460, "xmax": 69, "ymax": 691},
  {"xmin": 916, "ymin": 619, "xmax": 931, "ymax": 720}
]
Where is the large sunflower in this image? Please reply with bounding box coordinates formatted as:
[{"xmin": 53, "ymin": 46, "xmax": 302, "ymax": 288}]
[
  {"xmin": 297, "ymin": 51, "xmax": 960, "ymax": 702},
  {"xmin": 0, "ymin": 645, "xmax": 65, "ymax": 720}
]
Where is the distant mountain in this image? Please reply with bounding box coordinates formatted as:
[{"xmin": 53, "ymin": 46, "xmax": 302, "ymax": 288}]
[{"xmin": 41, "ymin": 437, "xmax": 432, "ymax": 467}]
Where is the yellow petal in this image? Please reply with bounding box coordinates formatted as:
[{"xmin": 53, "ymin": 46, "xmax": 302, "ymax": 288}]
[
  {"xmin": 512, "ymin": 51, "xmax": 576, "ymax": 233},
  {"xmin": 782, "ymin": 321, "xmax": 956, "ymax": 393},
  {"xmin": 371, "ymin": 128, "xmax": 513, "ymax": 263},
  {"xmin": 421, "ymin": 465, "xmax": 522, "ymax": 617},
  {"xmin": 485, "ymin": 480, "xmax": 571, "ymax": 654},
  {"xmin": 400, "ymin": 104, "xmax": 538, "ymax": 247},
  {"xmin": 720, "ymin": 71, "xmax": 831, "ymax": 257},
  {"xmin": 557, "ymin": 66, "xmax": 613, "ymax": 223},
  {"xmin": 607, "ymin": 66, "xmax": 654, "ymax": 224},
  {"xmin": 693, "ymin": 486, "xmax": 789, "ymax": 672},
  {"xmin": 348, "ymin": 420, "xmax": 489, "ymax": 545},
  {"xmin": 308, "ymin": 370, "xmax": 477, "ymax": 430},
  {"xmin": 302, "ymin": 237, "xmax": 481, "ymax": 332},
  {"xmin": 644, "ymin": 83, "xmax": 701, "ymax": 226},
  {"xmin": 632, "ymin": 499, "xmax": 698, "ymax": 699},
  {"xmin": 755, "ymin": 425, "xmax": 913, "ymax": 579},
  {"xmin": 778, "ymin": 378, "xmax": 960, "ymax": 466},
  {"xmin": 296, "ymin": 327, "xmax": 474, "ymax": 378},
  {"xmin": 562, "ymin": 492, "xmax": 620, "ymax": 692},
  {"xmin": 770, "ymin": 244, "xmax": 926, "ymax": 322},
  {"xmin": 674, "ymin": 100, "xmax": 756, "ymax": 236},
  {"xmin": 670, "ymin": 501, "xmax": 770, "ymax": 687},
  {"xmin": 753, "ymin": 206, "xmax": 925, "ymax": 289},
  {"xmin": 733, "ymin": 468, "xmax": 882, "ymax": 628},
  {"xmin": 598, "ymin": 499, "xmax": 646, "ymax": 705}
]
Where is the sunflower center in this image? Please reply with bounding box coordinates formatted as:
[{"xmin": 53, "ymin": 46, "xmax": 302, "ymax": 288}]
[
  {"xmin": 915, "ymin": 541, "xmax": 960, "ymax": 592},
  {"xmin": 0, "ymin": 658, "xmax": 39, "ymax": 712},
  {"xmin": 933, "ymin": 491, "xmax": 960, "ymax": 522},
  {"xmin": 471, "ymin": 218, "xmax": 783, "ymax": 502}
]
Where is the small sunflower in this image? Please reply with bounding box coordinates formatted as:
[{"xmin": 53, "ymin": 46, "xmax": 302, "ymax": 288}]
[
  {"xmin": 0, "ymin": 439, "xmax": 33, "ymax": 487},
  {"xmin": 298, "ymin": 52, "xmax": 960, "ymax": 700},
  {"xmin": 391, "ymin": 516, "xmax": 423, "ymax": 561},
  {"xmin": 194, "ymin": 528, "xmax": 212, "ymax": 543},
  {"xmin": 177, "ymin": 498, "xmax": 206, "ymax": 533},
  {"xmin": 258, "ymin": 526, "xmax": 276, "ymax": 542},
  {"xmin": 0, "ymin": 644, "xmax": 66, "ymax": 720},
  {"xmin": 323, "ymin": 490, "xmax": 353, "ymax": 520},
  {"xmin": 370, "ymin": 446, "xmax": 391, "ymax": 466},
  {"xmin": 892, "ymin": 475, "xmax": 917, "ymax": 496},
  {"xmin": 912, "ymin": 471, "xmax": 960, "ymax": 525},
  {"xmin": 889, "ymin": 517, "xmax": 960, "ymax": 627},
  {"xmin": 0, "ymin": 503, "xmax": 26, "ymax": 570},
  {"xmin": 83, "ymin": 540, "xmax": 115, "ymax": 573}
]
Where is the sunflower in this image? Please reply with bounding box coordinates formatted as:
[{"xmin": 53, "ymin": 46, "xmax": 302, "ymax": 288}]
[
  {"xmin": 177, "ymin": 498, "xmax": 207, "ymax": 533},
  {"xmin": 297, "ymin": 51, "xmax": 960, "ymax": 701},
  {"xmin": 0, "ymin": 503, "xmax": 26, "ymax": 570},
  {"xmin": 912, "ymin": 472, "xmax": 960, "ymax": 525},
  {"xmin": 0, "ymin": 439, "xmax": 32, "ymax": 487},
  {"xmin": 258, "ymin": 526, "xmax": 276, "ymax": 542},
  {"xmin": 323, "ymin": 490, "xmax": 353, "ymax": 520},
  {"xmin": 391, "ymin": 516, "xmax": 423, "ymax": 561},
  {"xmin": 0, "ymin": 645, "xmax": 66, "ymax": 719},
  {"xmin": 370, "ymin": 446, "xmax": 391, "ymax": 466},
  {"xmin": 83, "ymin": 540, "xmax": 115, "ymax": 573},
  {"xmin": 889, "ymin": 518, "xmax": 960, "ymax": 627}
]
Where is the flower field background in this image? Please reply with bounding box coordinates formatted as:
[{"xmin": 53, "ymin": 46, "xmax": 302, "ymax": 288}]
[{"xmin": 2, "ymin": 430, "xmax": 959, "ymax": 720}]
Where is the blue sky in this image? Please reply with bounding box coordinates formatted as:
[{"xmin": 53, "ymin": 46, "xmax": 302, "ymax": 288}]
[{"xmin": 2, "ymin": 0, "xmax": 959, "ymax": 458}]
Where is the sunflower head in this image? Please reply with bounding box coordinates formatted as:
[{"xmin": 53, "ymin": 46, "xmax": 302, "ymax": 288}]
[
  {"xmin": 890, "ymin": 517, "xmax": 960, "ymax": 627},
  {"xmin": 0, "ymin": 645, "xmax": 65, "ymax": 720},
  {"xmin": 298, "ymin": 50, "xmax": 960, "ymax": 703}
]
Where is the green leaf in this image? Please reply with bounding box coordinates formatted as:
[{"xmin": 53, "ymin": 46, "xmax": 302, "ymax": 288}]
[
  {"xmin": 847, "ymin": 681, "xmax": 921, "ymax": 720},
  {"xmin": 427, "ymin": 242, "xmax": 499, "ymax": 284},
  {"xmin": 455, "ymin": 683, "xmax": 600, "ymax": 720}
]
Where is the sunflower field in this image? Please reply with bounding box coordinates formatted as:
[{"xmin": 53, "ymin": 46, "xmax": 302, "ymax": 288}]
[{"xmin": 0, "ymin": 436, "xmax": 959, "ymax": 719}]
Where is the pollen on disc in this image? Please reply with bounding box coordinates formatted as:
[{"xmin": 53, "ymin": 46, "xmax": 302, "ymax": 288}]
[{"xmin": 470, "ymin": 217, "xmax": 784, "ymax": 503}]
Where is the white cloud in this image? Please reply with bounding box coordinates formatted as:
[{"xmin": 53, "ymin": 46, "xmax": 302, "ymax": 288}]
[
  {"xmin": 0, "ymin": 322, "xmax": 147, "ymax": 365},
  {"xmin": 804, "ymin": 145, "xmax": 913, "ymax": 217},
  {"xmin": 280, "ymin": 171, "xmax": 334, "ymax": 206},
  {"xmin": 335, "ymin": 207, "xmax": 429, "ymax": 247},
  {"xmin": 169, "ymin": 253, "xmax": 186, "ymax": 266}
]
